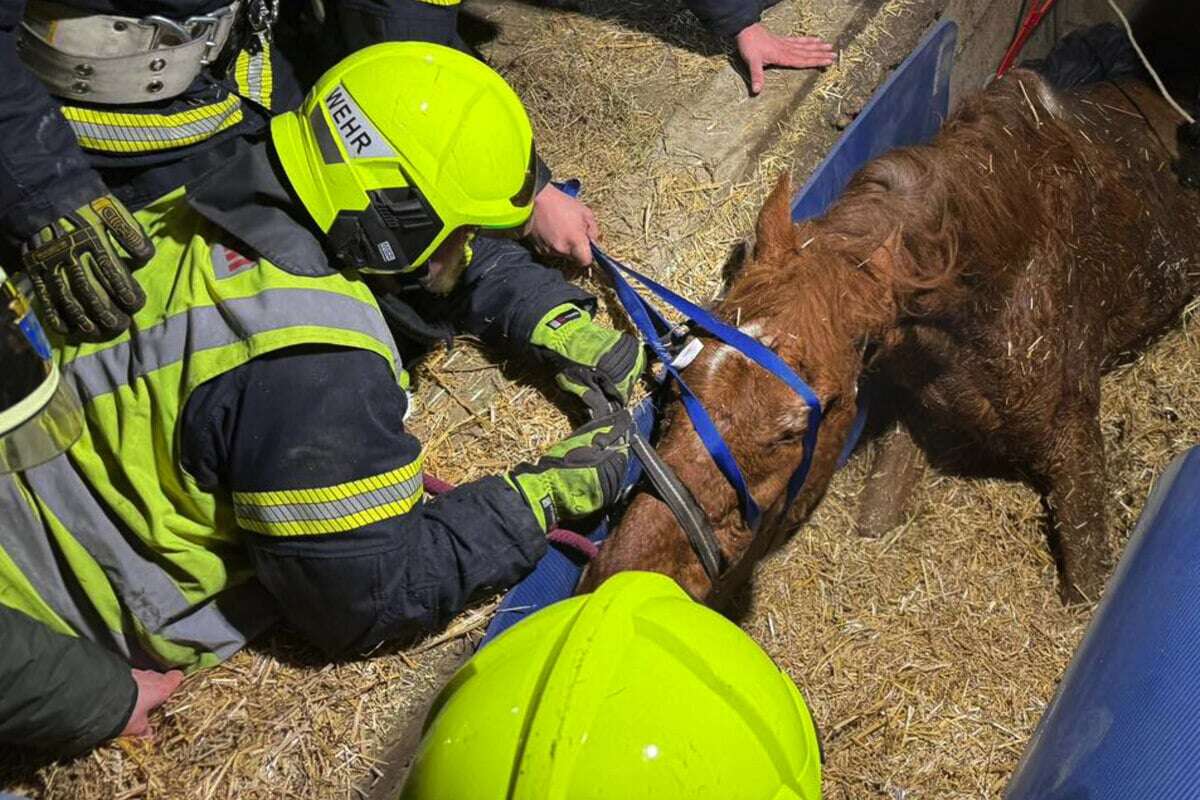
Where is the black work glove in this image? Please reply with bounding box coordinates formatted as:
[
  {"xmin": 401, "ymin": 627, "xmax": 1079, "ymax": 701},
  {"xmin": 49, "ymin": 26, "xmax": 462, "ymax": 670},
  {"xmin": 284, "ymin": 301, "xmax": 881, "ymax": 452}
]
[{"xmin": 22, "ymin": 193, "xmax": 154, "ymax": 338}]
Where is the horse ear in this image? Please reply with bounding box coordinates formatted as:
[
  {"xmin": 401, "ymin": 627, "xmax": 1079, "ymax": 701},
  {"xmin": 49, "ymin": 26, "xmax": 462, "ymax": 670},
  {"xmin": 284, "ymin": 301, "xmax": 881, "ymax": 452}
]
[
  {"xmin": 866, "ymin": 230, "xmax": 905, "ymax": 283},
  {"xmin": 853, "ymin": 229, "xmax": 907, "ymax": 333},
  {"xmin": 754, "ymin": 173, "xmax": 794, "ymax": 262}
]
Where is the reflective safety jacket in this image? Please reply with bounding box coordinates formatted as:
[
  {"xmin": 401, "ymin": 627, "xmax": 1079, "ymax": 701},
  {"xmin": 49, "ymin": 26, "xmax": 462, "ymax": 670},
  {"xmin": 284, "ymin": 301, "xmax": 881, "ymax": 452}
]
[
  {"xmin": 0, "ymin": 140, "xmax": 586, "ymax": 669},
  {"xmin": 0, "ymin": 181, "xmax": 402, "ymax": 670}
]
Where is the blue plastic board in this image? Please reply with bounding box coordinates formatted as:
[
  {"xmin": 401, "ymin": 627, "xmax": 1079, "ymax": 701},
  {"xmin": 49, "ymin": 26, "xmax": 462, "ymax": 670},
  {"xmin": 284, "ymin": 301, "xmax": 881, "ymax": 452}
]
[
  {"xmin": 479, "ymin": 20, "xmax": 959, "ymax": 648},
  {"xmin": 1007, "ymin": 446, "xmax": 1200, "ymax": 800},
  {"xmin": 792, "ymin": 19, "xmax": 956, "ymax": 223}
]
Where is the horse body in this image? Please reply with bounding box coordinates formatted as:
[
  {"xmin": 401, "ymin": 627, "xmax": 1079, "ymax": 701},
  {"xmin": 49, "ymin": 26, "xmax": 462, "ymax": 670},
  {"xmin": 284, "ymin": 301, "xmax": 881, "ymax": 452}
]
[{"xmin": 583, "ymin": 71, "xmax": 1200, "ymax": 604}]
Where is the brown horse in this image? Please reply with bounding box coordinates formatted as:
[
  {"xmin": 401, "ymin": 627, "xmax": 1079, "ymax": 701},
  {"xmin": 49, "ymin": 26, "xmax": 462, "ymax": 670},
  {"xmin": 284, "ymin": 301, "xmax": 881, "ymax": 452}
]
[{"xmin": 582, "ymin": 70, "xmax": 1200, "ymax": 604}]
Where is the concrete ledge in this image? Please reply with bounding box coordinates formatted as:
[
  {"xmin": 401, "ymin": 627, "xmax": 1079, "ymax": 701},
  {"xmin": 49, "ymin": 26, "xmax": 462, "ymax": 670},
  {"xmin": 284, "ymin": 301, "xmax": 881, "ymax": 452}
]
[{"xmin": 657, "ymin": 0, "xmax": 888, "ymax": 186}]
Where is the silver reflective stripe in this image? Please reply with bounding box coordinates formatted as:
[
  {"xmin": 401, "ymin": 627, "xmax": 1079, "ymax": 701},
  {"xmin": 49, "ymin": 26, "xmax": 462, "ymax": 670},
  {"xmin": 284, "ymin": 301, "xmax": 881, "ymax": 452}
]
[
  {"xmin": 158, "ymin": 580, "xmax": 275, "ymax": 661},
  {"xmin": 22, "ymin": 457, "xmax": 275, "ymax": 658},
  {"xmin": 246, "ymin": 50, "xmax": 266, "ymax": 104},
  {"xmin": 66, "ymin": 288, "xmax": 400, "ymax": 402},
  {"xmin": 0, "ymin": 474, "xmax": 121, "ymax": 655},
  {"xmin": 324, "ymin": 82, "xmax": 397, "ymax": 160},
  {"xmin": 66, "ymin": 106, "xmax": 241, "ymax": 148},
  {"xmin": 234, "ymin": 472, "xmax": 422, "ymax": 525}
]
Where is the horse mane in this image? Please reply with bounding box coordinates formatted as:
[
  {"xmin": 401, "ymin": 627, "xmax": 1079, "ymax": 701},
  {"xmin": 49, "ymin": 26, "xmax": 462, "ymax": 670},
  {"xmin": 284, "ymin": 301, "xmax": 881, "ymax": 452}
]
[{"xmin": 726, "ymin": 70, "xmax": 1113, "ymax": 333}]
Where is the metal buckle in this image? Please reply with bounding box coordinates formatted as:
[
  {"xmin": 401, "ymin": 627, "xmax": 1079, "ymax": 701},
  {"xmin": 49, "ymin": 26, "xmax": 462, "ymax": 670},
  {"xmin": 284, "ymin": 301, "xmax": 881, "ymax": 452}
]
[
  {"xmin": 247, "ymin": 0, "xmax": 279, "ymax": 35},
  {"xmin": 142, "ymin": 15, "xmax": 192, "ymax": 49},
  {"xmin": 183, "ymin": 10, "xmax": 231, "ymax": 65},
  {"xmin": 140, "ymin": 5, "xmax": 233, "ymax": 64}
]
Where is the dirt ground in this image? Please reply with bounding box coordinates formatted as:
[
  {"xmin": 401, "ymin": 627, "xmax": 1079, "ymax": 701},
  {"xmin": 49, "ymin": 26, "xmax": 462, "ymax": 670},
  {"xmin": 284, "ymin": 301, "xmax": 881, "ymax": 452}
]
[{"xmin": 4, "ymin": 1, "xmax": 1199, "ymax": 798}]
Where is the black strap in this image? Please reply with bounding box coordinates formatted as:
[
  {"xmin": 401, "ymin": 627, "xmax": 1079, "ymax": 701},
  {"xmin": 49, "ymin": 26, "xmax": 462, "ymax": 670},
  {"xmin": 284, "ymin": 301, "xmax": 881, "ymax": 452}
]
[{"xmin": 630, "ymin": 432, "xmax": 725, "ymax": 581}]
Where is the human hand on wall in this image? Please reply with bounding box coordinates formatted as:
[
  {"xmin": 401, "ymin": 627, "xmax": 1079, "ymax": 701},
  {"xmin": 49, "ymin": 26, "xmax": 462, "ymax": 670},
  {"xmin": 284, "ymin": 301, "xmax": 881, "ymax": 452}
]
[
  {"xmin": 735, "ymin": 23, "xmax": 836, "ymax": 95},
  {"xmin": 527, "ymin": 184, "xmax": 600, "ymax": 267},
  {"xmin": 120, "ymin": 669, "xmax": 184, "ymax": 739}
]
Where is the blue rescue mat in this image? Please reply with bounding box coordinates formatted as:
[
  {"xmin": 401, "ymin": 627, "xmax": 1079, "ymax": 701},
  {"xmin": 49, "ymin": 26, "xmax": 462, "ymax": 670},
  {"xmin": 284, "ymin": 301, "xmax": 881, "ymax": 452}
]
[
  {"xmin": 1007, "ymin": 446, "xmax": 1200, "ymax": 800},
  {"xmin": 479, "ymin": 19, "xmax": 959, "ymax": 648}
]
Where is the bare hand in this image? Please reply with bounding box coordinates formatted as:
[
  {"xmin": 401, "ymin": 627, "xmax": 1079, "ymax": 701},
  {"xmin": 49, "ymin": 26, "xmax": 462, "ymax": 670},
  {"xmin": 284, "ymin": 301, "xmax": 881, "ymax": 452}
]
[
  {"xmin": 119, "ymin": 669, "xmax": 184, "ymax": 740},
  {"xmin": 527, "ymin": 183, "xmax": 600, "ymax": 267},
  {"xmin": 735, "ymin": 23, "xmax": 836, "ymax": 95}
]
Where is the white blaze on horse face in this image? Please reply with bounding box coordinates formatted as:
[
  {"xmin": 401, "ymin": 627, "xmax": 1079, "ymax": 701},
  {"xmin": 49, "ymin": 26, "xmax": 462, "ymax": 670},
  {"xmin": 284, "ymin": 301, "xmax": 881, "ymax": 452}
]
[{"xmin": 705, "ymin": 322, "xmax": 765, "ymax": 379}]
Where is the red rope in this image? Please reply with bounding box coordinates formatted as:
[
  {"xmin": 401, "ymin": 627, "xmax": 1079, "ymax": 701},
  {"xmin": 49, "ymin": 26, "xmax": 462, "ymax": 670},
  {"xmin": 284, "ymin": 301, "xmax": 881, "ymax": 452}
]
[
  {"xmin": 422, "ymin": 474, "xmax": 598, "ymax": 561},
  {"xmin": 422, "ymin": 474, "xmax": 456, "ymax": 495},
  {"xmin": 996, "ymin": 0, "xmax": 1059, "ymax": 79},
  {"xmin": 547, "ymin": 529, "xmax": 601, "ymax": 560}
]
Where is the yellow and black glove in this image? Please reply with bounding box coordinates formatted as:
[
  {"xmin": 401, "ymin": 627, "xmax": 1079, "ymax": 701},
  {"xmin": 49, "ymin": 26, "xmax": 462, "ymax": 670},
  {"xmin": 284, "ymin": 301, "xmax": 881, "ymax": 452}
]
[
  {"xmin": 21, "ymin": 194, "xmax": 154, "ymax": 338},
  {"xmin": 530, "ymin": 303, "xmax": 646, "ymax": 417},
  {"xmin": 506, "ymin": 410, "xmax": 632, "ymax": 533}
]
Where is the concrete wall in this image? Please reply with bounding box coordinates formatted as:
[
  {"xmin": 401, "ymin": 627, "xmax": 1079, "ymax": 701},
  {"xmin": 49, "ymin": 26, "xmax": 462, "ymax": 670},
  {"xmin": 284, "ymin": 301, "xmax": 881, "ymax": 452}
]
[
  {"xmin": 940, "ymin": 0, "xmax": 1152, "ymax": 110},
  {"xmin": 942, "ymin": 0, "xmax": 1058, "ymax": 108},
  {"xmin": 1058, "ymin": 0, "xmax": 1153, "ymax": 31}
]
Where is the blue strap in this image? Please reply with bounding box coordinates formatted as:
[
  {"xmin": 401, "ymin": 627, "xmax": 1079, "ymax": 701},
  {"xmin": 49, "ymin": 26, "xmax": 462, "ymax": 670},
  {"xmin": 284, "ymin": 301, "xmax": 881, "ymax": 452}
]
[
  {"xmin": 593, "ymin": 247, "xmax": 762, "ymax": 527},
  {"xmin": 838, "ymin": 394, "xmax": 870, "ymax": 470},
  {"xmin": 592, "ymin": 245, "xmax": 825, "ymax": 525}
]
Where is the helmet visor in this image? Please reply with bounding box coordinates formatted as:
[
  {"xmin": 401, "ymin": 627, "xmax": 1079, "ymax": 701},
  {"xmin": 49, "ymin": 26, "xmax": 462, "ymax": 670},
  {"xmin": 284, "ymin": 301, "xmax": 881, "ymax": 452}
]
[{"xmin": 0, "ymin": 270, "xmax": 82, "ymax": 472}]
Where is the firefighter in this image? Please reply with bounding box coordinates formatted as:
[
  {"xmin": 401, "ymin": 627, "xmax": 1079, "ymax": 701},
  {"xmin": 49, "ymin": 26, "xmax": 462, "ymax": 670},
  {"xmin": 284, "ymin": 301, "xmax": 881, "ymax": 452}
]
[
  {"xmin": 0, "ymin": 267, "xmax": 181, "ymax": 755},
  {"xmin": 685, "ymin": 0, "xmax": 837, "ymax": 95},
  {"xmin": 351, "ymin": 0, "xmax": 838, "ymax": 97},
  {"xmin": 0, "ymin": 43, "xmax": 641, "ymax": 692},
  {"xmin": 400, "ymin": 571, "xmax": 824, "ymax": 799}
]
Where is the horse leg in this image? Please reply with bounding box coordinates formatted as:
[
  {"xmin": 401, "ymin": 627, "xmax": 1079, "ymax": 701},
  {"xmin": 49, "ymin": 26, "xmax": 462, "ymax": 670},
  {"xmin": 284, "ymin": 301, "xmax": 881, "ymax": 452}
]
[
  {"xmin": 1037, "ymin": 407, "xmax": 1110, "ymax": 604},
  {"xmin": 857, "ymin": 423, "xmax": 926, "ymax": 538}
]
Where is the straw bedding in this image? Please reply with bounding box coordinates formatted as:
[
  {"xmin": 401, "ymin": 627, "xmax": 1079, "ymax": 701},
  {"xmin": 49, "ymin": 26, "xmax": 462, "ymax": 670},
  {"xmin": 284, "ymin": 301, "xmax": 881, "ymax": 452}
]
[{"xmin": 4, "ymin": 1, "xmax": 1197, "ymax": 797}]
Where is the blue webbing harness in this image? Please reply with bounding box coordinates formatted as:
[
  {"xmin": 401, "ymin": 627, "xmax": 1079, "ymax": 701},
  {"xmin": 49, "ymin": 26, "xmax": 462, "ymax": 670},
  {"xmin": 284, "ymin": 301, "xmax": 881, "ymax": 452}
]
[{"xmin": 592, "ymin": 243, "xmax": 824, "ymax": 540}]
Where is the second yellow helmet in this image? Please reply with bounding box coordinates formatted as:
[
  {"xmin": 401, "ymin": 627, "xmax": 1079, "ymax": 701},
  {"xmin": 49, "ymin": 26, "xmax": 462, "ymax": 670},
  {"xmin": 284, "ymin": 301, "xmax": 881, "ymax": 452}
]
[{"xmin": 400, "ymin": 571, "xmax": 823, "ymax": 800}]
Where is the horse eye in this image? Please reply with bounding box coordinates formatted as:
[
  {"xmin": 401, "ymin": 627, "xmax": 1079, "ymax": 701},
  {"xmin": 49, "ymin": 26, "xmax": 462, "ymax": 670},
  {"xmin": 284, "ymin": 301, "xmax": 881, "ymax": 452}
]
[
  {"xmin": 775, "ymin": 406, "xmax": 812, "ymax": 442},
  {"xmin": 776, "ymin": 392, "xmax": 837, "ymax": 444},
  {"xmin": 777, "ymin": 428, "xmax": 806, "ymax": 445}
]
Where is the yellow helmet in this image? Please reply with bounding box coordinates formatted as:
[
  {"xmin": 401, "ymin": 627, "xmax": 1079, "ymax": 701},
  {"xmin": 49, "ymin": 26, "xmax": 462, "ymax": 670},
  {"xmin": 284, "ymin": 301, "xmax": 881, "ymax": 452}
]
[
  {"xmin": 0, "ymin": 267, "xmax": 82, "ymax": 472},
  {"xmin": 400, "ymin": 571, "xmax": 823, "ymax": 800},
  {"xmin": 271, "ymin": 42, "xmax": 538, "ymax": 273}
]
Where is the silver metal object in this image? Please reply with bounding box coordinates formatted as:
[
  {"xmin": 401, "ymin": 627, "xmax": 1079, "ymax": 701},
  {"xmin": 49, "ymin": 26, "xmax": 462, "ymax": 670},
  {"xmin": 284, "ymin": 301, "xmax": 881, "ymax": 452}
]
[
  {"xmin": 18, "ymin": 1, "xmax": 243, "ymax": 104},
  {"xmin": 247, "ymin": 0, "xmax": 279, "ymax": 41}
]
